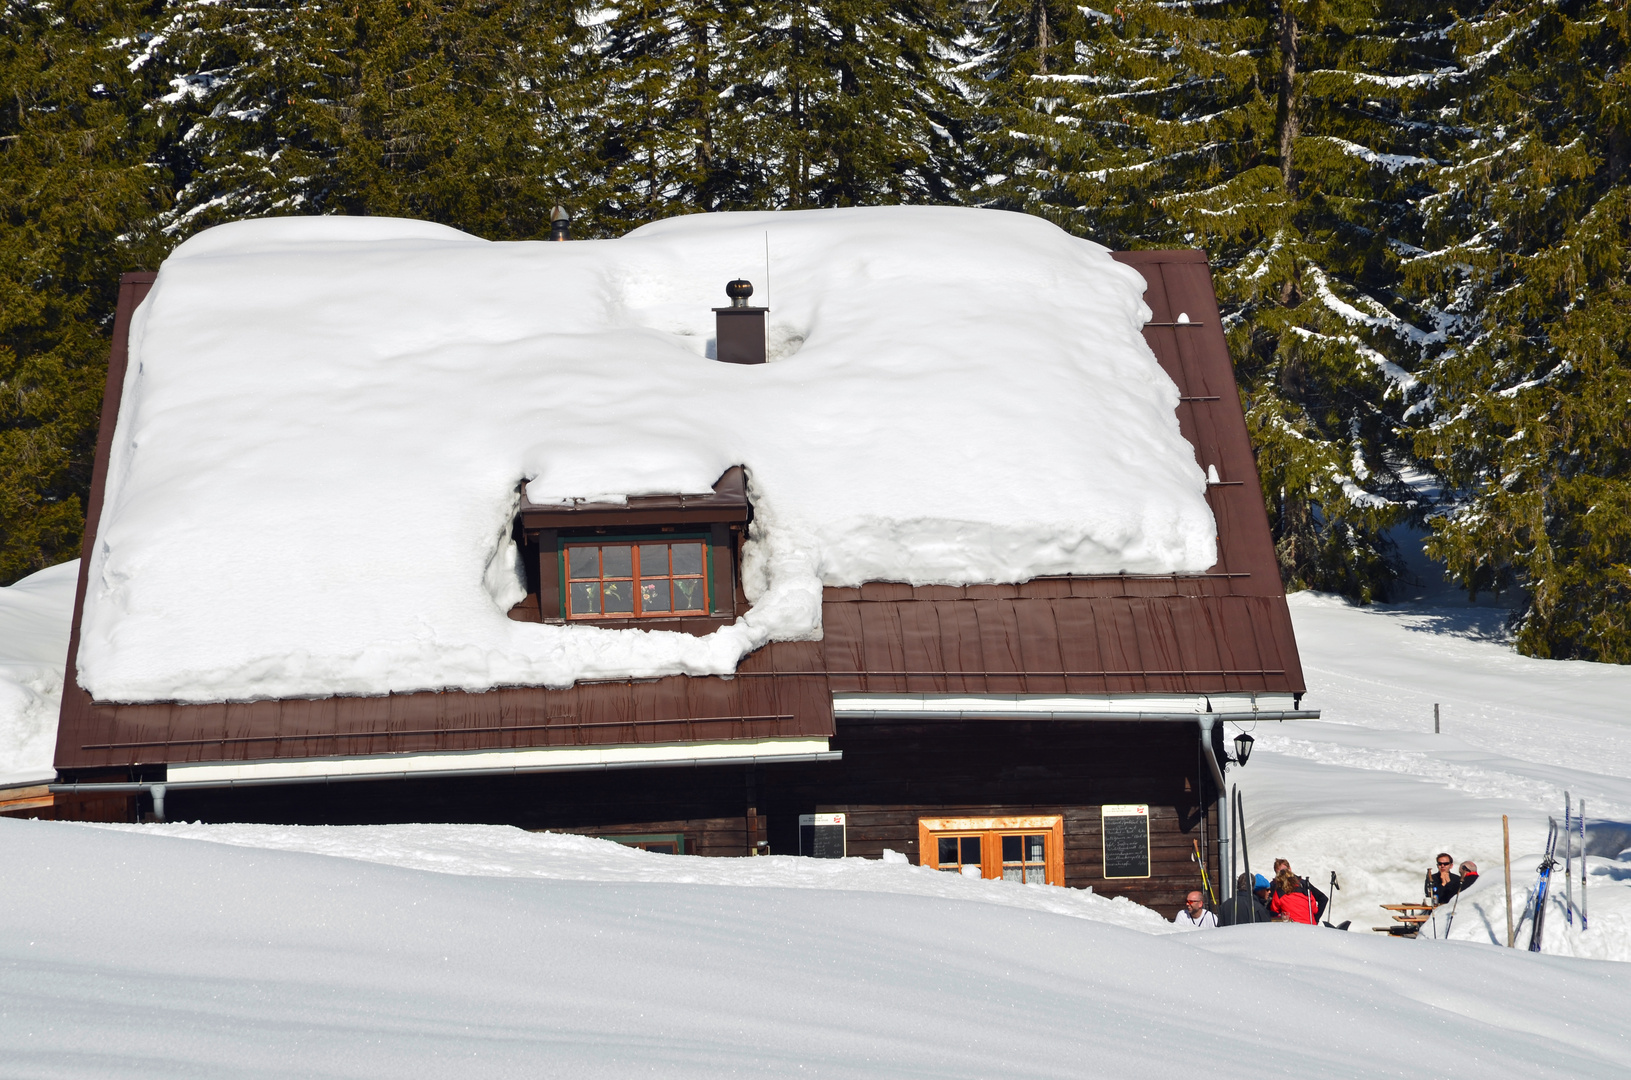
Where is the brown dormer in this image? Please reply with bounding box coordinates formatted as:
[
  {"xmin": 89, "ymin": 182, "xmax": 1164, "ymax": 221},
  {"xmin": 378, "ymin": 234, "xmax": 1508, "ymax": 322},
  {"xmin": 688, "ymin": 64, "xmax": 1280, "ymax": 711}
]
[{"xmin": 508, "ymin": 466, "xmax": 750, "ymax": 633}]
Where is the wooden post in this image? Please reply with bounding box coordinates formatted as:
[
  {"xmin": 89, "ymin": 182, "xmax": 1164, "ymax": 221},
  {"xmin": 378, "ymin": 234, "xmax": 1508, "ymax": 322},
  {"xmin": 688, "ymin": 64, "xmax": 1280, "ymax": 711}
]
[{"xmin": 1503, "ymin": 814, "xmax": 1514, "ymax": 947}]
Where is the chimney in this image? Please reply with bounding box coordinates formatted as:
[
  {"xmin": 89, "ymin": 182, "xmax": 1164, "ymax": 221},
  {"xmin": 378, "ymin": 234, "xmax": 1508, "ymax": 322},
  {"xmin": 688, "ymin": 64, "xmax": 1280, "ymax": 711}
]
[
  {"xmin": 550, "ymin": 206, "xmax": 571, "ymax": 241},
  {"xmin": 713, "ymin": 279, "xmax": 767, "ymax": 365}
]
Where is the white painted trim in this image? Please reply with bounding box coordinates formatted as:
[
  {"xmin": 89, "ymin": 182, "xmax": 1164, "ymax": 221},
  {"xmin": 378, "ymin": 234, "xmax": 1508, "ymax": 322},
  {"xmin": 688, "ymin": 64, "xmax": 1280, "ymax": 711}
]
[
  {"xmin": 166, "ymin": 737, "xmax": 832, "ymax": 785},
  {"xmin": 831, "ymin": 692, "xmax": 1300, "ymax": 716}
]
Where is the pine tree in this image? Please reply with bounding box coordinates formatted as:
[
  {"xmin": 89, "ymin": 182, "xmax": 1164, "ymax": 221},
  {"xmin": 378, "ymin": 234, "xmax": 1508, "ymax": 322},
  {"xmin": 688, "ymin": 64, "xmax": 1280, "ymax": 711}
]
[
  {"xmin": 974, "ymin": 0, "xmax": 1465, "ymax": 600},
  {"xmin": 0, "ymin": 0, "xmax": 167, "ymax": 584},
  {"xmin": 147, "ymin": 0, "xmax": 600, "ymax": 241},
  {"xmin": 1410, "ymin": 2, "xmax": 1631, "ymax": 661},
  {"xmin": 594, "ymin": 0, "xmax": 756, "ymax": 220},
  {"xmin": 594, "ymin": 0, "xmax": 975, "ymax": 224}
]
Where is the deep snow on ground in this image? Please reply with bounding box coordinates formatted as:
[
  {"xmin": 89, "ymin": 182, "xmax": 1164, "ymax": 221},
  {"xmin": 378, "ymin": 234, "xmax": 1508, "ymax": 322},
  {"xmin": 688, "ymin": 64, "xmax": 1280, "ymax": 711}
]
[
  {"xmin": 7, "ymin": 553, "xmax": 1631, "ymax": 1071},
  {"xmin": 4, "ymin": 817, "xmax": 1630, "ymax": 1079},
  {"xmin": 0, "ymin": 561, "xmax": 76, "ymax": 787},
  {"xmin": 80, "ymin": 208, "xmax": 1215, "ymax": 703}
]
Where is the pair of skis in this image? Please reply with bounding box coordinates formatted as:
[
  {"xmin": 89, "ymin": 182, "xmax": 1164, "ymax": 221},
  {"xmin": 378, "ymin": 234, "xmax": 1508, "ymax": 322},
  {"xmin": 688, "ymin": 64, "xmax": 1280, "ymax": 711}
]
[
  {"xmin": 1527, "ymin": 818, "xmax": 1560, "ymax": 952},
  {"xmin": 1526, "ymin": 794, "xmax": 1590, "ymax": 952}
]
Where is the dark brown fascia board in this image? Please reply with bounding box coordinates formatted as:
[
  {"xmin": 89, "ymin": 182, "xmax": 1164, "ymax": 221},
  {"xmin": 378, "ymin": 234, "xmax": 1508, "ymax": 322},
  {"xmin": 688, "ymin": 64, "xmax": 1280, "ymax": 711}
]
[
  {"xmin": 519, "ymin": 465, "xmax": 749, "ymax": 533},
  {"xmin": 55, "ymin": 273, "xmax": 158, "ymax": 769},
  {"xmin": 522, "ymin": 506, "xmax": 750, "ymax": 532}
]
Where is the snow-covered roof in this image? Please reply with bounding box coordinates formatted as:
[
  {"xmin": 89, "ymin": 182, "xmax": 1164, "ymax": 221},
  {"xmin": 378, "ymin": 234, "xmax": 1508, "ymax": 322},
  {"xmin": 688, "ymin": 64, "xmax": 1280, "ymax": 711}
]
[{"xmin": 78, "ymin": 207, "xmax": 1215, "ymax": 703}]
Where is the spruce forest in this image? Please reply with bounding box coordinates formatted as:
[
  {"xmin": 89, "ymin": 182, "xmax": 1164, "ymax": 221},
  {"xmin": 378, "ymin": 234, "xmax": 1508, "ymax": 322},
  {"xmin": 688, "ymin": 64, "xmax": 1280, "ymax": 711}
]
[{"xmin": 3, "ymin": 0, "xmax": 1628, "ymax": 661}]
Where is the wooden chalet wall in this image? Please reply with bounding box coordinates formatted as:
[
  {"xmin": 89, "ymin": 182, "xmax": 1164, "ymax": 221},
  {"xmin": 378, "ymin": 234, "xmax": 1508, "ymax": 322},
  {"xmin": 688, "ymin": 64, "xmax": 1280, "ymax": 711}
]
[{"xmin": 158, "ymin": 717, "xmax": 1214, "ymax": 908}]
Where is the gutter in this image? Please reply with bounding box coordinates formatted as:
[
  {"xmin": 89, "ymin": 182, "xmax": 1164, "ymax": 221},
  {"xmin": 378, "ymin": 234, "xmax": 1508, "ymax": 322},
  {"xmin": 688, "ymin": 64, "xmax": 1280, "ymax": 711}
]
[
  {"xmin": 835, "ymin": 709, "xmax": 1320, "ymax": 723},
  {"xmin": 50, "ymin": 749, "xmax": 845, "ymax": 822},
  {"xmin": 1198, "ymin": 715, "xmax": 1229, "ymax": 896}
]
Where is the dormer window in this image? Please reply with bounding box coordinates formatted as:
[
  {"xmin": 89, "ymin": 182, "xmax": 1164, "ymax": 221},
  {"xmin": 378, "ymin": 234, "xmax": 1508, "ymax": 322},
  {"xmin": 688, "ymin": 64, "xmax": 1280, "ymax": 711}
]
[
  {"xmin": 509, "ymin": 467, "xmax": 750, "ymax": 633},
  {"xmin": 565, "ymin": 538, "xmax": 710, "ymax": 618}
]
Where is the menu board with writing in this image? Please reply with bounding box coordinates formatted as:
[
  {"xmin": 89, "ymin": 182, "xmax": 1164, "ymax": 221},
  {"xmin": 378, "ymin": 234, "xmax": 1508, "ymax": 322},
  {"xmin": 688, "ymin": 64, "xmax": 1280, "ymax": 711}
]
[
  {"xmin": 1101, "ymin": 804, "xmax": 1151, "ymax": 879},
  {"xmin": 799, "ymin": 813, "xmax": 847, "ymax": 859}
]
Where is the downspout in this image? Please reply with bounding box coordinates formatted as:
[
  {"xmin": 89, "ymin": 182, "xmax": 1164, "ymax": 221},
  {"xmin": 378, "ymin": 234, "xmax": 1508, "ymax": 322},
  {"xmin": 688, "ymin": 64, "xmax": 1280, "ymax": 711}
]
[{"xmin": 1198, "ymin": 715, "xmax": 1228, "ymax": 898}]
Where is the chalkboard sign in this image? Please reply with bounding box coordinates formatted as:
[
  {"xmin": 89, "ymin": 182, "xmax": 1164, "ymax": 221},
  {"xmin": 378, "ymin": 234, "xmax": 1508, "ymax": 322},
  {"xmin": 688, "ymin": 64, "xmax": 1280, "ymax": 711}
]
[
  {"xmin": 799, "ymin": 813, "xmax": 847, "ymax": 859},
  {"xmin": 1102, "ymin": 804, "xmax": 1151, "ymax": 879}
]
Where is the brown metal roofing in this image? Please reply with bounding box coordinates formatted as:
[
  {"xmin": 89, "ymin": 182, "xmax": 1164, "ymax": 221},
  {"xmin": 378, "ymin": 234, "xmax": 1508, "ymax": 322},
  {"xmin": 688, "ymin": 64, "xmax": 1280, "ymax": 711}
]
[{"xmin": 54, "ymin": 252, "xmax": 1304, "ymax": 773}]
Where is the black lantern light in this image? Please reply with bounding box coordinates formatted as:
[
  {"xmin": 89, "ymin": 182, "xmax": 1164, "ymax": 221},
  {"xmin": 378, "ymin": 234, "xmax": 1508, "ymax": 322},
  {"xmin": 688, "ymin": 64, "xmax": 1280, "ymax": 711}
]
[{"xmin": 1232, "ymin": 730, "xmax": 1255, "ymax": 767}]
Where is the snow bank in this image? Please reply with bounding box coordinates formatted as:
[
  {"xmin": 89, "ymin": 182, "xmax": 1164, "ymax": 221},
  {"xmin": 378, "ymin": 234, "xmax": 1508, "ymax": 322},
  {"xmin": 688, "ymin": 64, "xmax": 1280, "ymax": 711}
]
[
  {"xmin": 79, "ymin": 207, "xmax": 1213, "ymax": 703},
  {"xmin": 0, "ymin": 561, "xmax": 76, "ymax": 786},
  {"xmin": 84, "ymin": 820, "xmax": 1178, "ymax": 934},
  {"xmin": 6, "ymin": 818, "xmax": 1629, "ymax": 1078}
]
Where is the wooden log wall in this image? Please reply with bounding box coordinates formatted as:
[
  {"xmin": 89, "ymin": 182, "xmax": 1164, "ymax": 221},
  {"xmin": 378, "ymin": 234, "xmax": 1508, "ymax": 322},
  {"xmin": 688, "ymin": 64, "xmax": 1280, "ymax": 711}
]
[{"xmin": 156, "ymin": 719, "xmax": 1219, "ymax": 913}]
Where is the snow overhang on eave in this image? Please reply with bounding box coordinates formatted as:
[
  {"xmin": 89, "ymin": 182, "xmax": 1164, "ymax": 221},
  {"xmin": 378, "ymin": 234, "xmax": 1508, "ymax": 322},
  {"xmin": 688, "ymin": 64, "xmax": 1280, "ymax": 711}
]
[
  {"xmin": 51, "ymin": 736, "xmax": 837, "ymax": 795},
  {"xmin": 830, "ymin": 692, "xmax": 1319, "ymax": 723}
]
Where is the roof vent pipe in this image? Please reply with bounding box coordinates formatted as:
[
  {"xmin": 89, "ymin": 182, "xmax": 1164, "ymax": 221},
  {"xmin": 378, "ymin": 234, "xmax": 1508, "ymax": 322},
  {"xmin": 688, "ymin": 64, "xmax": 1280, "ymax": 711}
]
[
  {"xmin": 549, "ymin": 206, "xmax": 571, "ymax": 242},
  {"xmin": 713, "ymin": 279, "xmax": 767, "ymax": 365}
]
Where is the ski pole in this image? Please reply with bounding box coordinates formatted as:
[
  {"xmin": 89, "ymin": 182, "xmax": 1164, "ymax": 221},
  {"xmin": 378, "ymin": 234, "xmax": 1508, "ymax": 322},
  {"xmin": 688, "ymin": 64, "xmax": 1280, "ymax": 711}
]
[
  {"xmin": 1444, "ymin": 876, "xmax": 1463, "ymax": 937},
  {"xmin": 1193, "ymin": 839, "xmax": 1216, "ymax": 904},
  {"xmin": 1565, "ymin": 792, "xmax": 1574, "ymax": 928},
  {"xmin": 1580, "ymin": 799, "xmax": 1588, "ymax": 932},
  {"xmin": 1229, "ymin": 783, "xmax": 1238, "ymax": 888},
  {"xmin": 1323, "ymin": 871, "xmax": 1340, "ymax": 928}
]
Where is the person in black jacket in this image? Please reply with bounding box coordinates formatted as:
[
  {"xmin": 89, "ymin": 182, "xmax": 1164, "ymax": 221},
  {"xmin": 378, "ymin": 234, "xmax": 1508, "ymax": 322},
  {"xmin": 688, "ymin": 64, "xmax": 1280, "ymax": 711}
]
[
  {"xmin": 1216, "ymin": 873, "xmax": 1274, "ymax": 925},
  {"xmin": 1425, "ymin": 854, "xmax": 1479, "ymax": 905}
]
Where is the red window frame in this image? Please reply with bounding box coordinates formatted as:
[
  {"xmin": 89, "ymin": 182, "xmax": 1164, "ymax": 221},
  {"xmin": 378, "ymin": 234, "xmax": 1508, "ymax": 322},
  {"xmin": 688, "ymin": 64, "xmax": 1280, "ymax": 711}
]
[{"xmin": 562, "ymin": 538, "xmax": 709, "ymax": 620}]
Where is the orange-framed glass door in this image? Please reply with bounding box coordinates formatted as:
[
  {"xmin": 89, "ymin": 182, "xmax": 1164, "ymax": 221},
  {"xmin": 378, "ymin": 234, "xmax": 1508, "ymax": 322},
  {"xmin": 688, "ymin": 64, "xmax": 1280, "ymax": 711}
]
[{"xmin": 917, "ymin": 816, "xmax": 1066, "ymax": 885}]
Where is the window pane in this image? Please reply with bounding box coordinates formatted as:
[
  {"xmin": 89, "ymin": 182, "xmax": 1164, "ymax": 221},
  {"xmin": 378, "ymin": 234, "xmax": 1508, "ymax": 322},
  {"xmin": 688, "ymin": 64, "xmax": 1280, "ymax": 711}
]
[
  {"xmin": 641, "ymin": 580, "xmax": 671, "ymax": 612},
  {"xmin": 568, "ymin": 547, "xmax": 599, "ymax": 580},
  {"xmin": 602, "ymin": 580, "xmax": 634, "ymax": 614},
  {"xmin": 638, "ymin": 543, "xmax": 669, "ymax": 576},
  {"xmin": 938, "ymin": 837, "xmax": 959, "ymax": 865},
  {"xmin": 1002, "ymin": 835, "xmax": 1022, "ymax": 863},
  {"xmin": 1026, "ymin": 835, "xmax": 1046, "ymax": 863},
  {"xmin": 672, "ymin": 542, "xmax": 704, "ymax": 576},
  {"xmin": 1003, "ymin": 867, "xmax": 1024, "ymax": 882},
  {"xmin": 672, "ymin": 577, "xmax": 704, "ymax": 612},
  {"xmin": 602, "ymin": 545, "xmax": 633, "ymax": 578},
  {"xmin": 1025, "ymin": 866, "xmax": 1046, "ymax": 884},
  {"xmin": 569, "ymin": 581, "xmax": 599, "ymax": 614},
  {"xmin": 959, "ymin": 836, "xmax": 981, "ymax": 864}
]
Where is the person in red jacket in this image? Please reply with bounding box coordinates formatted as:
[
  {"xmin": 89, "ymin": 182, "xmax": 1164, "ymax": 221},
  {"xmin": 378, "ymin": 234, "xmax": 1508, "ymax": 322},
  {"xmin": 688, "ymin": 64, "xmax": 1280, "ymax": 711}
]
[{"xmin": 1269, "ymin": 867, "xmax": 1323, "ymax": 924}]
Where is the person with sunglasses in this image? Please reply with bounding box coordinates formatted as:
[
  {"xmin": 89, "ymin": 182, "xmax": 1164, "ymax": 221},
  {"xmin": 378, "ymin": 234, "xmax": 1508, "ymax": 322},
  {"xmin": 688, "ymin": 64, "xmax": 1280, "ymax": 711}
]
[
  {"xmin": 1424, "ymin": 853, "xmax": 1479, "ymax": 905},
  {"xmin": 1174, "ymin": 890, "xmax": 1219, "ymax": 928}
]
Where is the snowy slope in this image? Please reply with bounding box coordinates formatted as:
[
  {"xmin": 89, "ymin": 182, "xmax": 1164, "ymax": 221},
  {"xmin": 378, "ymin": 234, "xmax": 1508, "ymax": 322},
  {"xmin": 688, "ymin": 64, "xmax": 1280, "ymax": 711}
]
[
  {"xmin": 1233, "ymin": 590, "xmax": 1631, "ymax": 962},
  {"xmin": 4, "ymin": 817, "xmax": 1630, "ymax": 1079},
  {"xmin": 78, "ymin": 208, "xmax": 1216, "ymax": 703},
  {"xmin": 0, "ymin": 560, "xmax": 77, "ymax": 786}
]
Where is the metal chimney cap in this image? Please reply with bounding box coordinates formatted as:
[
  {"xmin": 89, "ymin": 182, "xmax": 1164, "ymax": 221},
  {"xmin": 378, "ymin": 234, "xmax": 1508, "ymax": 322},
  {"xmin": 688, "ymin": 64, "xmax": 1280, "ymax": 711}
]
[
  {"xmin": 551, "ymin": 205, "xmax": 571, "ymax": 222},
  {"xmin": 726, "ymin": 279, "xmax": 754, "ymax": 307}
]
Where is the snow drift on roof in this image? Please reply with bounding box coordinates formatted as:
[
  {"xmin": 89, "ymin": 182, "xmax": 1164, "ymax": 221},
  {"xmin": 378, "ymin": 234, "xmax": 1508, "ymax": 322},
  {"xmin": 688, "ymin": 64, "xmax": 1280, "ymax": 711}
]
[{"xmin": 79, "ymin": 206, "xmax": 1215, "ymax": 702}]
